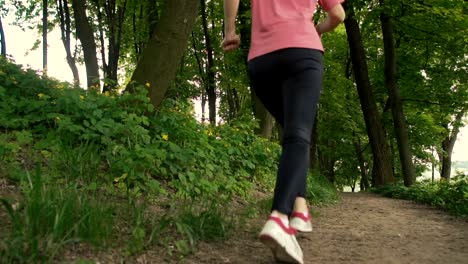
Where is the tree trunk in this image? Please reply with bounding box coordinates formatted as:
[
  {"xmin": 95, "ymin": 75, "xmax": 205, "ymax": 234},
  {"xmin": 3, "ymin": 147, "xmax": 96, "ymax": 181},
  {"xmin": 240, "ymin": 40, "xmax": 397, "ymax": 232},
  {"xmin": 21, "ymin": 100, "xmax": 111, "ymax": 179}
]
[
  {"xmin": 0, "ymin": 16, "xmax": 6, "ymax": 57},
  {"xmin": 126, "ymin": 0, "xmax": 200, "ymax": 108},
  {"xmin": 226, "ymin": 82, "xmax": 240, "ymax": 121},
  {"xmin": 57, "ymin": 0, "xmax": 80, "ymax": 85},
  {"xmin": 43, "ymin": 0, "xmax": 48, "ymax": 74},
  {"xmin": 440, "ymin": 110, "xmax": 465, "ymax": 180},
  {"xmin": 343, "ymin": 2, "xmax": 395, "ymax": 186},
  {"xmin": 200, "ymin": 0, "xmax": 216, "ymax": 124},
  {"xmin": 101, "ymin": 0, "xmax": 127, "ymax": 92},
  {"xmin": 71, "ymin": 0, "xmax": 100, "ymax": 89},
  {"xmin": 318, "ymin": 139, "xmax": 336, "ymax": 183},
  {"xmin": 354, "ymin": 137, "xmax": 370, "ymax": 191},
  {"xmin": 380, "ymin": 0, "xmax": 416, "ymax": 187},
  {"xmin": 238, "ymin": 0, "xmax": 273, "ymax": 137}
]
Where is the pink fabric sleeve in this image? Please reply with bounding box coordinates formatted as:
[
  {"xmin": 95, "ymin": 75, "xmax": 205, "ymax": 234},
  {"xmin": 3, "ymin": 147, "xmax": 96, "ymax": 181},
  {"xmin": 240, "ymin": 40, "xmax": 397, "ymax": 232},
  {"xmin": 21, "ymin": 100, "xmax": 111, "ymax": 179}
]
[{"xmin": 319, "ymin": 0, "xmax": 345, "ymax": 11}]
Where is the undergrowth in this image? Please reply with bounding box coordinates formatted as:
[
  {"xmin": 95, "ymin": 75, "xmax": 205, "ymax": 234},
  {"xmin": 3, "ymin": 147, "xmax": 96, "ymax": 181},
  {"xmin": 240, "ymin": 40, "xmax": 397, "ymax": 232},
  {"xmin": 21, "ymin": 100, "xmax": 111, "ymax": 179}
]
[
  {"xmin": 0, "ymin": 57, "xmax": 337, "ymax": 262},
  {"xmin": 373, "ymin": 175, "xmax": 468, "ymax": 216}
]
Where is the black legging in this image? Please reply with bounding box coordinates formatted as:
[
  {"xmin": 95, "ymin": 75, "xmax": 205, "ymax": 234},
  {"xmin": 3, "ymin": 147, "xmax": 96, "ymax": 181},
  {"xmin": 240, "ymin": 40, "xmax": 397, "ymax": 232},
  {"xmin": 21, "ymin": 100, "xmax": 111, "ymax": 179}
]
[{"xmin": 248, "ymin": 48, "xmax": 323, "ymax": 216}]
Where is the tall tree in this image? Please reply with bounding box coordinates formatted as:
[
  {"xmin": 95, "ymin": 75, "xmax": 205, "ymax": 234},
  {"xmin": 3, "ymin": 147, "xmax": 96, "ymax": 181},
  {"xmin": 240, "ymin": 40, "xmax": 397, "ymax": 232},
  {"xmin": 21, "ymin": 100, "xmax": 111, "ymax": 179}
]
[
  {"xmin": 343, "ymin": 1, "xmax": 395, "ymax": 186},
  {"xmin": 127, "ymin": 0, "xmax": 200, "ymax": 108},
  {"xmin": 440, "ymin": 110, "xmax": 465, "ymax": 180},
  {"xmin": 71, "ymin": 0, "xmax": 100, "ymax": 89},
  {"xmin": 354, "ymin": 136, "xmax": 370, "ymax": 190},
  {"xmin": 42, "ymin": 0, "xmax": 48, "ymax": 73},
  {"xmin": 93, "ymin": 0, "xmax": 127, "ymax": 92},
  {"xmin": 380, "ymin": 0, "xmax": 415, "ymax": 186},
  {"xmin": 56, "ymin": 0, "xmax": 80, "ymax": 85},
  {"xmin": 200, "ymin": 0, "xmax": 216, "ymax": 124},
  {"xmin": 0, "ymin": 16, "xmax": 5, "ymax": 57}
]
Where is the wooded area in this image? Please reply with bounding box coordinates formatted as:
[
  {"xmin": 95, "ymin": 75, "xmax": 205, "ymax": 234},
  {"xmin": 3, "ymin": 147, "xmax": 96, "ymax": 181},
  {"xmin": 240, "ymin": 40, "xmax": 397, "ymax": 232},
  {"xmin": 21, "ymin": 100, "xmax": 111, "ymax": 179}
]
[
  {"xmin": 1, "ymin": 0, "xmax": 466, "ymax": 187},
  {"xmin": 1, "ymin": 0, "xmax": 467, "ymax": 262}
]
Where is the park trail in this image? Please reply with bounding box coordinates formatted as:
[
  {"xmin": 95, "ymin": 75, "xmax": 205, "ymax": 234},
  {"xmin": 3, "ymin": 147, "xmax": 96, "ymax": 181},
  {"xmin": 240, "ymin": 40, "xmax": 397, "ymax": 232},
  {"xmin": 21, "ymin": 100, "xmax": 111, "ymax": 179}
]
[{"xmin": 179, "ymin": 193, "xmax": 468, "ymax": 264}]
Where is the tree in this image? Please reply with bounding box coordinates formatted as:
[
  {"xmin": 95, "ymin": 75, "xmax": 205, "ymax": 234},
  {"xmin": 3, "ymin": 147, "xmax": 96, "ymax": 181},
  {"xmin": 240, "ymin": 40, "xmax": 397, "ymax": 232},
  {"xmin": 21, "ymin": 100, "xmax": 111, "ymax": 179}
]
[
  {"xmin": 379, "ymin": 0, "xmax": 415, "ymax": 186},
  {"xmin": 92, "ymin": 0, "xmax": 127, "ymax": 92},
  {"xmin": 42, "ymin": 0, "xmax": 48, "ymax": 73},
  {"xmin": 56, "ymin": 0, "xmax": 79, "ymax": 84},
  {"xmin": 440, "ymin": 110, "xmax": 465, "ymax": 180},
  {"xmin": 343, "ymin": 1, "xmax": 395, "ymax": 186},
  {"xmin": 127, "ymin": 0, "xmax": 200, "ymax": 108},
  {"xmin": 200, "ymin": 0, "xmax": 216, "ymax": 124},
  {"xmin": 71, "ymin": 0, "xmax": 100, "ymax": 89},
  {"xmin": 0, "ymin": 16, "xmax": 5, "ymax": 57}
]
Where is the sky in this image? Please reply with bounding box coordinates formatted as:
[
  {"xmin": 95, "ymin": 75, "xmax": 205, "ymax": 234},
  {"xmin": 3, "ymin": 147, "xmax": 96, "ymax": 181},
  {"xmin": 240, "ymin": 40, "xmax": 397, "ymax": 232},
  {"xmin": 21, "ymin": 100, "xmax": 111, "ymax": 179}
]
[{"xmin": 2, "ymin": 11, "xmax": 467, "ymax": 162}]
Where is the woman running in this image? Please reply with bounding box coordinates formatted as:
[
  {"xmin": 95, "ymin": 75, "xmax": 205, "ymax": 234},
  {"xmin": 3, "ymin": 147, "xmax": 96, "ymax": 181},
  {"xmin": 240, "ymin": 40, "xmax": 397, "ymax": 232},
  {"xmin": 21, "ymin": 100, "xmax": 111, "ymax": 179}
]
[{"xmin": 223, "ymin": 1, "xmax": 345, "ymax": 263}]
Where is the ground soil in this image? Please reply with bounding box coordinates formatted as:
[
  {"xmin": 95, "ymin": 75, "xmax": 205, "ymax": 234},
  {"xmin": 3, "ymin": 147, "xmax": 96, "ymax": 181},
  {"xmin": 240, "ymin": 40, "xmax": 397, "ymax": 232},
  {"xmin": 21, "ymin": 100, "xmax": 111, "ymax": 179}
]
[
  {"xmin": 182, "ymin": 193, "xmax": 468, "ymax": 264},
  {"xmin": 2, "ymin": 184, "xmax": 468, "ymax": 264}
]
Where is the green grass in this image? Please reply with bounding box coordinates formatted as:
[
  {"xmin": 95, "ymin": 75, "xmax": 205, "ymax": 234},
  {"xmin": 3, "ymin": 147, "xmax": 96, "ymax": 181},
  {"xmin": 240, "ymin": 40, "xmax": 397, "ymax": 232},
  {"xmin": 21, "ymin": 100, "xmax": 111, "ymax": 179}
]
[
  {"xmin": 307, "ymin": 171, "xmax": 340, "ymax": 206},
  {"xmin": 0, "ymin": 168, "xmax": 114, "ymax": 263}
]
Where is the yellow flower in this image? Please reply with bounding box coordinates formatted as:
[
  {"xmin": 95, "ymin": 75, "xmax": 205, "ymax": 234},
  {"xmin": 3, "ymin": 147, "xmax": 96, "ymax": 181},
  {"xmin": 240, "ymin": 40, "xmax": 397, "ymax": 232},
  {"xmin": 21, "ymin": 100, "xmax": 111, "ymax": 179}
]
[
  {"xmin": 162, "ymin": 134, "xmax": 169, "ymax": 141},
  {"xmin": 37, "ymin": 93, "xmax": 45, "ymax": 98},
  {"xmin": 145, "ymin": 82, "xmax": 151, "ymax": 88}
]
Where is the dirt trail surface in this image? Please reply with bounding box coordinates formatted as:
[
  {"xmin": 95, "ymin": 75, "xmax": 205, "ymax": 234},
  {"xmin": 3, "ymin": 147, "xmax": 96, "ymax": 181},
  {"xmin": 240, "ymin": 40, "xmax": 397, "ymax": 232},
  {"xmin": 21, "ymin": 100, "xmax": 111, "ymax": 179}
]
[{"xmin": 182, "ymin": 193, "xmax": 468, "ymax": 264}]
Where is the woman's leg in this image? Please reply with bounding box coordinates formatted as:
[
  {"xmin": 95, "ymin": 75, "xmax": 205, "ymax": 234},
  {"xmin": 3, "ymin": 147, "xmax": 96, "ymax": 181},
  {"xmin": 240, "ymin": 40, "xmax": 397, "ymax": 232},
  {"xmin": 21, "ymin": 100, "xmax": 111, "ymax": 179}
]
[
  {"xmin": 272, "ymin": 49, "xmax": 323, "ymax": 215},
  {"xmin": 249, "ymin": 48, "xmax": 323, "ymax": 216}
]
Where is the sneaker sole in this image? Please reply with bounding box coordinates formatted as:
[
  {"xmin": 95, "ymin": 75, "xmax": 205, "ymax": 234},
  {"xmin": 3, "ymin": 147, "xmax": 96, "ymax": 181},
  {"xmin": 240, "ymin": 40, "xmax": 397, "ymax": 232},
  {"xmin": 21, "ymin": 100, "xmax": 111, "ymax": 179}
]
[{"xmin": 259, "ymin": 234, "xmax": 302, "ymax": 264}]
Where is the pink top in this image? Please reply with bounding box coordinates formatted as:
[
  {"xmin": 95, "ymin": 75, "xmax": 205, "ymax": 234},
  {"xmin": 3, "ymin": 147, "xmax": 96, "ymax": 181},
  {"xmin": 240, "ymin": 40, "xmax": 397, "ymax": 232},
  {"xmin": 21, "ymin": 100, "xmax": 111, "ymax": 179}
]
[{"xmin": 248, "ymin": 0, "xmax": 345, "ymax": 61}]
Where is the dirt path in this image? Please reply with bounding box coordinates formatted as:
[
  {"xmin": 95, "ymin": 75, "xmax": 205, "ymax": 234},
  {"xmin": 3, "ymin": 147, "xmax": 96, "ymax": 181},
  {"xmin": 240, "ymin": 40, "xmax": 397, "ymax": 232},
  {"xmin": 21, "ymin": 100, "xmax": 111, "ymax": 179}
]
[{"xmin": 182, "ymin": 193, "xmax": 468, "ymax": 264}]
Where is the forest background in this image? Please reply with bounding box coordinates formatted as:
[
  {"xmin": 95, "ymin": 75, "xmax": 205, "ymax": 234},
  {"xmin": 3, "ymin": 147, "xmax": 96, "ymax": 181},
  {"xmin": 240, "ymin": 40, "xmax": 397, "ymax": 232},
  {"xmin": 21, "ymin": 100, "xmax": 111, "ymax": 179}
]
[{"xmin": 0, "ymin": 0, "xmax": 467, "ymax": 262}]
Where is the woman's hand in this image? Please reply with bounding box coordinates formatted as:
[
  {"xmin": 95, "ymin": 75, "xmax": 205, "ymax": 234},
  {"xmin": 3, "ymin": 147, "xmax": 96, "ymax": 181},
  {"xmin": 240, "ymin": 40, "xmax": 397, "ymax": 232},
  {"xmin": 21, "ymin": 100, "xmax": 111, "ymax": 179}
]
[{"xmin": 222, "ymin": 32, "xmax": 241, "ymax": 52}]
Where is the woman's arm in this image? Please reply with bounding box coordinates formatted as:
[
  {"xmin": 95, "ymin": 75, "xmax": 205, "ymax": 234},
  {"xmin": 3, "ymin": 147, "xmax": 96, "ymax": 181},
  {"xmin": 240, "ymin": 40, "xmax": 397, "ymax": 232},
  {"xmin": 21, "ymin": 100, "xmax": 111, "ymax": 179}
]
[
  {"xmin": 316, "ymin": 4, "xmax": 346, "ymax": 35},
  {"xmin": 222, "ymin": 0, "xmax": 241, "ymax": 52}
]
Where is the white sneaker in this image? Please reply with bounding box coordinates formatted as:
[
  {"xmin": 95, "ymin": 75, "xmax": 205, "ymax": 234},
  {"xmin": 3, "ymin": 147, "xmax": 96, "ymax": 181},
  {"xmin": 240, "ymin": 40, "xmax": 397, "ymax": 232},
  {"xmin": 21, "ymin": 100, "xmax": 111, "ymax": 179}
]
[
  {"xmin": 290, "ymin": 212, "xmax": 313, "ymax": 232},
  {"xmin": 259, "ymin": 216, "xmax": 304, "ymax": 264}
]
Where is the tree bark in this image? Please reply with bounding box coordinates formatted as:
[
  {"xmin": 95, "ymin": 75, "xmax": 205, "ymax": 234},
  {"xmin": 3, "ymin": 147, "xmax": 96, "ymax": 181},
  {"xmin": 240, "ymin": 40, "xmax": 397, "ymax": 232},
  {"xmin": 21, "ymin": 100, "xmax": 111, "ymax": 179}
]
[
  {"xmin": 57, "ymin": 0, "xmax": 80, "ymax": 85},
  {"xmin": 200, "ymin": 0, "xmax": 216, "ymax": 124},
  {"xmin": 0, "ymin": 16, "xmax": 6, "ymax": 57},
  {"xmin": 43, "ymin": 0, "xmax": 48, "ymax": 74},
  {"xmin": 380, "ymin": 0, "xmax": 416, "ymax": 187},
  {"xmin": 343, "ymin": 2, "xmax": 395, "ymax": 186},
  {"xmin": 71, "ymin": 0, "xmax": 100, "ymax": 89},
  {"xmin": 440, "ymin": 110, "xmax": 465, "ymax": 180},
  {"xmin": 126, "ymin": 0, "xmax": 200, "ymax": 108}
]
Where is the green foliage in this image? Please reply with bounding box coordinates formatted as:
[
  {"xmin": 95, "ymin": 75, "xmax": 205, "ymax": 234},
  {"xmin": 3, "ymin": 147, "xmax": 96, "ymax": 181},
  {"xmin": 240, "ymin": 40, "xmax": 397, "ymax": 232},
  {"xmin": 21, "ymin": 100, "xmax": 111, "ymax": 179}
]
[
  {"xmin": 170, "ymin": 201, "xmax": 234, "ymax": 256},
  {"xmin": 1, "ymin": 56, "xmax": 282, "ymax": 198},
  {"xmin": 0, "ymin": 168, "xmax": 114, "ymax": 263},
  {"xmin": 0, "ymin": 58, "xmax": 288, "ymax": 260},
  {"xmin": 307, "ymin": 171, "xmax": 340, "ymax": 206},
  {"xmin": 373, "ymin": 175, "xmax": 468, "ymax": 216}
]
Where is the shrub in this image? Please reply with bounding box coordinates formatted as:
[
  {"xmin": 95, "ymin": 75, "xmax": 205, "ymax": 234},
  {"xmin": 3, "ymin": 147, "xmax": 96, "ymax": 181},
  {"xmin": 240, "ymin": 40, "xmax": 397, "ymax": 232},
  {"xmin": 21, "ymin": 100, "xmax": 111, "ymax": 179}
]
[{"xmin": 373, "ymin": 175, "xmax": 468, "ymax": 216}]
